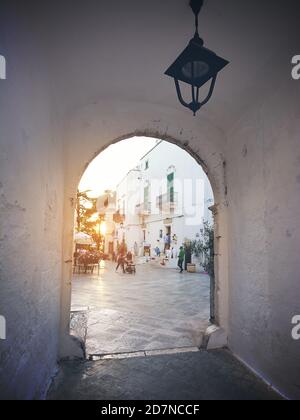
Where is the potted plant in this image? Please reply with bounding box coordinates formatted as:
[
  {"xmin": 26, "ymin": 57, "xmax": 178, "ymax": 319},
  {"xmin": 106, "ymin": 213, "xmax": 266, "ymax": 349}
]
[{"xmin": 191, "ymin": 222, "xmax": 215, "ymax": 323}]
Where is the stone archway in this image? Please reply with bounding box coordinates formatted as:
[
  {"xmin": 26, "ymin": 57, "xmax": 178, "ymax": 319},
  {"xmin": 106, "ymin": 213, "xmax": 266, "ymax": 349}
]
[{"xmin": 58, "ymin": 101, "xmax": 229, "ymax": 358}]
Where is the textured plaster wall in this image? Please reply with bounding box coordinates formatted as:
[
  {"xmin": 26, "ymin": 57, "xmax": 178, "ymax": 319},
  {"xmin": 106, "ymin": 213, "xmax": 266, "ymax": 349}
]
[
  {"xmin": 227, "ymin": 50, "xmax": 300, "ymax": 399},
  {"xmin": 0, "ymin": 6, "xmax": 64, "ymax": 399},
  {"xmin": 0, "ymin": 0, "xmax": 299, "ymax": 401}
]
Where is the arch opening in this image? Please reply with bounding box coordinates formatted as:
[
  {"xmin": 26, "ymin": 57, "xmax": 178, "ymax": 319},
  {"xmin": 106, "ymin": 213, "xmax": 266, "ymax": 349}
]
[{"xmin": 68, "ymin": 135, "xmax": 222, "ymax": 359}]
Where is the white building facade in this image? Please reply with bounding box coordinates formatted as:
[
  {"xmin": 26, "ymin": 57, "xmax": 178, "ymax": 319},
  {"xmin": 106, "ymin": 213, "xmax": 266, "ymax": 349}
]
[{"xmin": 115, "ymin": 141, "xmax": 214, "ymax": 257}]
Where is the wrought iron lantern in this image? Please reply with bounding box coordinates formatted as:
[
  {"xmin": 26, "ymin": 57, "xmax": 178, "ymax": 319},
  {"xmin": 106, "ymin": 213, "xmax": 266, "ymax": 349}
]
[{"xmin": 165, "ymin": 0, "xmax": 229, "ymax": 115}]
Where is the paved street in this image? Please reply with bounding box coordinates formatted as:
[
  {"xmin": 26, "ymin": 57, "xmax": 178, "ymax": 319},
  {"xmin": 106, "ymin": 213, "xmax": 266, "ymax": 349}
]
[
  {"xmin": 48, "ymin": 349, "xmax": 280, "ymax": 400},
  {"xmin": 71, "ymin": 261, "xmax": 210, "ymax": 356}
]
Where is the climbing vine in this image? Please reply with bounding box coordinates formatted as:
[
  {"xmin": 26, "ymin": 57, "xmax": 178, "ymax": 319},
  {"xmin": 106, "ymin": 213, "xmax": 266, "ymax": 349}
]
[{"xmin": 191, "ymin": 221, "xmax": 214, "ymax": 278}]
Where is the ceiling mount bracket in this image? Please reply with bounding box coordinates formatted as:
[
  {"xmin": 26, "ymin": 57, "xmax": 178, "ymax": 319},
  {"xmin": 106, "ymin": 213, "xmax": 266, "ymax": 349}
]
[
  {"xmin": 189, "ymin": 0, "xmax": 204, "ymax": 18},
  {"xmin": 189, "ymin": 0, "xmax": 204, "ymax": 35}
]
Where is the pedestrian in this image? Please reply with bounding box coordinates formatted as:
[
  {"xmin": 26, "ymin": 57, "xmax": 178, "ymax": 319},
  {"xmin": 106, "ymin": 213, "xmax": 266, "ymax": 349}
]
[
  {"xmin": 155, "ymin": 244, "xmax": 161, "ymax": 257},
  {"xmin": 116, "ymin": 252, "xmax": 126, "ymax": 274},
  {"xmin": 178, "ymin": 246, "xmax": 185, "ymax": 273},
  {"xmin": 126, "ymin": 250, "xmax": 133, "ymax": 263},
  {"xmin": 164, "ymin": 233, "xmax": 171, "ymax": 253}
]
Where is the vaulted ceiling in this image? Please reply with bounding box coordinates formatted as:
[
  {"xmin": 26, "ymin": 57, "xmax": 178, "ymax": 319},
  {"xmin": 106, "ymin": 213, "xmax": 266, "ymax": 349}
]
[{"xmin": 4, "ymin": 0, "xmax": 300, "ymax": 131}]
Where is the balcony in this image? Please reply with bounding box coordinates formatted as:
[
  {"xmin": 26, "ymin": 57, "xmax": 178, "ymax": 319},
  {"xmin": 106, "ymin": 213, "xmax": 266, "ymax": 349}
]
[
  {"xmin": 97, "ymin": 192, "xmax": 116, "ymax": 214},
  {"xmin": 113, "ymin": 211, "xmax": 125, "ymax": 224},
  {"xmin": 135, "ymin": 202, "xmax": 151, "ymax": 216},
  {"xmin": 156, "ymin": 192, "xmax": 178, "ymax": 213}
]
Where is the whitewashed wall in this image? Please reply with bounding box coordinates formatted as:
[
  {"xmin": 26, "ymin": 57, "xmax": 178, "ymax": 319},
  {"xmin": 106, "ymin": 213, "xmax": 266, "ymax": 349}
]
[
  {"xmin": 0, "ymin": 4, "xmax": 64, "ymax": 399},
  {"xmin": 0, "ymin": 0, "xmax": 299, "ymax": 400},
  {"xmin": 115, "ymin": 140, "xmax": 214, "ymax": 254},
  {"xmin": 227, "ymin": 51, "xmax": 300, "ymax": 399}
]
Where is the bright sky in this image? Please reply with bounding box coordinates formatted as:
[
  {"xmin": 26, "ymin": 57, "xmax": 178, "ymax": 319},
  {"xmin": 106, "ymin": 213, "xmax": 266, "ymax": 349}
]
[{"xmin": 79, "ymin": 137, "xmax": 159, "ymax": 197}]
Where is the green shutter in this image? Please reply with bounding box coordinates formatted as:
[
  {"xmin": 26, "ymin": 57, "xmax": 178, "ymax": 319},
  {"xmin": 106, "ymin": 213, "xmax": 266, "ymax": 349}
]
[{"xmin": 167, "ymin": 173, "xmax": 174, "ymax": 202}]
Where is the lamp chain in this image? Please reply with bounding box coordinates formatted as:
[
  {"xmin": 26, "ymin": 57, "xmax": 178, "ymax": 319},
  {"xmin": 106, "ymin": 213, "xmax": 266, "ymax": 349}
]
[
  {"xmin": 189, "ymin": 0, "xmax": 204, "ymax": 35},
  {"xmin": 195, "ymin": 14, "xmax": 199, "ymax": 35}
]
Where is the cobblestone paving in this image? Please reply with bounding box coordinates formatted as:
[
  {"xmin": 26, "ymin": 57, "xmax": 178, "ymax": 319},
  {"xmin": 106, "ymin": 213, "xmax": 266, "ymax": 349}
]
[
  {"xmin": 71, "ymin": 261, "xmax": 211, "ymax": 356},
  {"xmin": 48, "ymin": 349, "xmax": 281, "ymax": 400}
]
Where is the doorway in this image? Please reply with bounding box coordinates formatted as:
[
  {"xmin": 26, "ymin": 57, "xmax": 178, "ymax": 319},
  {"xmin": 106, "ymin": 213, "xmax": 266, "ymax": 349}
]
[{"xmin": 69, "ymin": 136, "xmax": 216, "ymax": 359}]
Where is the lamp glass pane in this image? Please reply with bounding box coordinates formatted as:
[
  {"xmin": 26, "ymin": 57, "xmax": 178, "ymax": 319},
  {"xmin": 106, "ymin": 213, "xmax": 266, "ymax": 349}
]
[{"xmin": 182, "ymin": 61, "xmax": 209, "ymax": 81}]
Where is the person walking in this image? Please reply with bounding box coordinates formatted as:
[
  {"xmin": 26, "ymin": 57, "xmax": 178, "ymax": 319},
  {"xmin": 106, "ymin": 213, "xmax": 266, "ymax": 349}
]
[
  {"xmin": 155, "ymin": 241, "xmax": 161, "ymax": 257},
  {"xmin": 164, "ymin": 233, "xmax": 171, "ymax": 253},
  {"xmin": 116, "ymin": 251, "xmax": 126, "ymax": 274},
  {"xmin": 178, "ymin": 246, "xmax": 185, "ymax": 273}
]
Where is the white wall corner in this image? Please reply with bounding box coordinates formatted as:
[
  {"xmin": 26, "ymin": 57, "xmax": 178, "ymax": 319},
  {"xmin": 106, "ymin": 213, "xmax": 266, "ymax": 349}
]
[
  {"xmin": 59, "ymin": 334, "xmax": 85, "ymax": 360},
  {"xmin": 204, "ymin": 325, "xmax": 228, "ymax": 350}
]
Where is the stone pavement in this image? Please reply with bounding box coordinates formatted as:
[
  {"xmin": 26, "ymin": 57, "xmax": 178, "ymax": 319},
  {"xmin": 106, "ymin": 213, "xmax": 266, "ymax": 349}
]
[
  {"xmin": 71, "ymin": 261, "xmax": 211, "ymax": 356},
  {"xmin": 48, "ymin": 349, "xmax": 281, "ymax": 400}
]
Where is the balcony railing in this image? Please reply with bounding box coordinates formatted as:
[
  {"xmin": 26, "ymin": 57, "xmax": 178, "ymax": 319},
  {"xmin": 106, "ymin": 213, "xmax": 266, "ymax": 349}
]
[
  {"xmin": 156, "ymin": 192, "xmax": 178, "ymax": 212},
  {"xmin": 135, "ymin": 202, "xmax": 151, "ymax": 216}
]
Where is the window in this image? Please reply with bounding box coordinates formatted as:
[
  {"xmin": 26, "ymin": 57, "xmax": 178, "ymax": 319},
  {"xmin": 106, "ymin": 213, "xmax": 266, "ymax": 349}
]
[
  {"xmin": 145, "ymin": 160, "xmax": 149, "ymax": 170},
  {"xmin": 144, "ymin": 185, "xmax": 149, "ymax": 205},
  {"xmin": 167, "ymin": 172, "xmax": 174, "ymax": 203}
]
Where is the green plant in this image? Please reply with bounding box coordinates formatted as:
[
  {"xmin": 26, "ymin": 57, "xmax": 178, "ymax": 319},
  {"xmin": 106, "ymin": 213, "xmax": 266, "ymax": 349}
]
[
  {"xmin": 191, "ymin": 221, "xmax": 214, "ymax": 278},
  {"xmin": 76, "ymin": 190, "xmax": 98, "ymax": 236}
]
